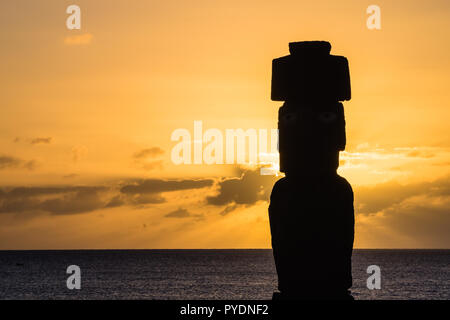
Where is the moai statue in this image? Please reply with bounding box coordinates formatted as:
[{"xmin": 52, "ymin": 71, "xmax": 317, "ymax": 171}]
[{"xmin": 269, "ymin": 41, "xmax": 355, "ymax": 300}]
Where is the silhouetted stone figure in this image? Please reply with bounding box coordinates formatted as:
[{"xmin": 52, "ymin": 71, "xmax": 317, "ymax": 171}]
[
  {"xmin": 269, "ymin": 41, "xmax": 354, "ymax": 300},
  {"xmin": 269, "ymin": 173, "xmax": 354, "ymax": 299}
]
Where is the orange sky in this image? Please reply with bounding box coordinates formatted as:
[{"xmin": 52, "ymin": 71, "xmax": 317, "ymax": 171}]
[{"xmin": 0, "ymin": 0, "xmax": 449, "ymax": 249}]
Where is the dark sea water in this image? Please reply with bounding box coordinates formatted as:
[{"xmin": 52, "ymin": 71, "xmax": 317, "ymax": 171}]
[{"xmin": 0, "ymin": 249, "xmax": 448, "ymax": 300}]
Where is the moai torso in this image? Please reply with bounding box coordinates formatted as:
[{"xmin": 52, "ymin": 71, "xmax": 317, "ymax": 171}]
[{"xmin": 269, "ymin": 41, "xmax": 354, "ymax": 300}]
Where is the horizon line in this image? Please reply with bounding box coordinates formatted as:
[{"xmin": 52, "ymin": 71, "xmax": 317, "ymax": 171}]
[{"xmin": 1, "ymin": 248, "xmax": 449, "ymax": 251}]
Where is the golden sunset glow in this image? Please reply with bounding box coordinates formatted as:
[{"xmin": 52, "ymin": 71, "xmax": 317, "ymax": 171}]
[{"xmin": 1, "ymin": 0, "xmax": 449, "ymax": 249}]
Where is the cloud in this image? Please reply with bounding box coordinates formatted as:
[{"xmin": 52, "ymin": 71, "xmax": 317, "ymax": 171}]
[
  {"xmin": 0, "ymin": 177, "xmax": 214, "ymax": 216},
  {"xmin": 133, "ymin": 147, "xmax": 165, "ymax": 171},
  {"xmin": 218, "ymin": 203, "xmax": 240, "ymax": 216},
  {"xmin": 38, "ymin": 188, "xmax": 105, "ymax": 215},
  {"xmin": 341, "ymin": 146, "xmax": 445, "ymax": 168},
  {"xmin": 0, "ymin": 155, "xmax": 37, "ymax": 171},
  {"xmin": 133, "ymin": 147, "xmax": 164, "ymax": 159},
  {"xmin": 0, "ymin": 186, "xmax": 89, "ymax": 198},
  {"xmin": 0, "ymin": 168, "xmax": 273, "ymax": 217},
  {"xmin": 120, "ymin": 178, "xmax": 214, "ymax": 195},
  {"xmin": 0, "ymin": 186, "xmax": 107, "ymax": 215},
  {"xmin": 0, "ymin": 156, "xmax": 22, "ymax": 169},
  {"xmin": 355, "ymin": 176, "xmax": 450, "ymax": 215},
  {"xmin": 0, "ymin": 185, "xmax": 121, "ymax": 215},
  {"xmin": 206, "ymin": 168, "xmax": 279, "ymax": 214},
  {"xmin": 352, "ymin": 175, "xmax": 450, "ymax": 246},
  {"xmin": 357, "ymin": 194, "xmax": 450, "ymax": 248},
  {"xmin": 30, "ymin": 137, "xmax": 52, "ymax": 145},
  {"xmin": 64, "ymin": 33, "xmax": 93, "ymax": 46},
  {"xmin": 165, "ymin": 208, "xmax": 190, "ymax": 218},
  {"xmin": 0, "ymin": 166, "xmax": 447, "ymax": 247},
  {"xmin": 104, "ymin": 195, "xmax": 125, "ymax": 208},
  {"xmin": 125, "ymin": 193, "xmax": 166, "ymax": 206},
  {"xmin": 383, "ymin": 196, "xmax": 450, "ymax": 243},
  {"xmin": 165, "ymin": 207, "xmax": 204, "ymax": 220},
  {"xmin": 24, "ymin": 160, "xmax": 38, "ymax": 170}
]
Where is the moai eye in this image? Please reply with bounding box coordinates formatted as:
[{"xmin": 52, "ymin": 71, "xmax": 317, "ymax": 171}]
[
  {"xmin": 317, "ymin": 111, "xmax": 337, "ymax": 124},
  {"xmin": 281, "ymin": 112, "xmax": 297, "ymax": 125}
]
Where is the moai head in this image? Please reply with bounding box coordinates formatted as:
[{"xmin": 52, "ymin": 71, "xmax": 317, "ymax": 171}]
[
  {"xmin": 278, "ymin": 101, "xmax": 346, "ymax": 174},
  {"xmin": 271, "ymin": 41, "xmax": 351, "ymax": 175}
]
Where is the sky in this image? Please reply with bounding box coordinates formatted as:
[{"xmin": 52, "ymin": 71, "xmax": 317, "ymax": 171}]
[{"xmin": 0, "ymin": 0, "xmax": 449, "ymax": 249}]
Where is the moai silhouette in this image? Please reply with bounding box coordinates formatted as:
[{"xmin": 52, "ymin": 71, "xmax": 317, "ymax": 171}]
[{"xmin": 269, "ymin": 41, "xmax": 355, "ymax": 300}]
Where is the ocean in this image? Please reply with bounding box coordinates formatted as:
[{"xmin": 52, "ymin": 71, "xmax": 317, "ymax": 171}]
[{"xmin": 0, "ymin": 249, "xmax": 448, "ymax": 300}]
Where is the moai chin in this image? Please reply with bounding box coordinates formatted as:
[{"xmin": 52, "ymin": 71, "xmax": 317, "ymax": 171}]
[{"xmin": 269, "ymin": 41, "xmax": 355, "ymax": 300}]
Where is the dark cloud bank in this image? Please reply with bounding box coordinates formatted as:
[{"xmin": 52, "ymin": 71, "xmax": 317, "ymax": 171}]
[
  {"xmin": 0, "ymin": 167, "xmax": 277, "ymax": 217},
  {"xmin": 206, "ymin": 168, "xmax": 279, "ymax": 215},
  {"xmin": 1, "ymin": 169, "xmax": 449, "ymax": 246},
  {"xmin": 0, "ymin": 178, "xmax": 214, "ymax": 216},
  {"xmin": 355, "ymin": 176, "xmax": 450, "ymax": 214}
]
